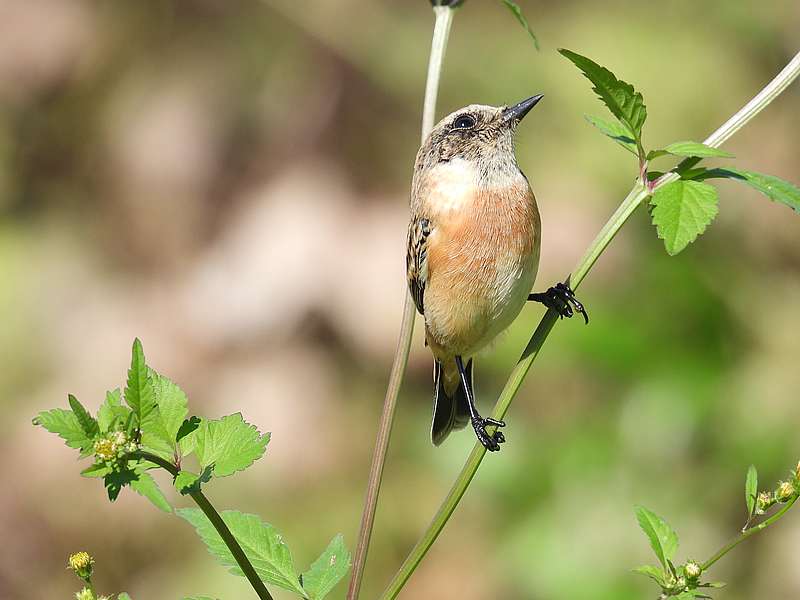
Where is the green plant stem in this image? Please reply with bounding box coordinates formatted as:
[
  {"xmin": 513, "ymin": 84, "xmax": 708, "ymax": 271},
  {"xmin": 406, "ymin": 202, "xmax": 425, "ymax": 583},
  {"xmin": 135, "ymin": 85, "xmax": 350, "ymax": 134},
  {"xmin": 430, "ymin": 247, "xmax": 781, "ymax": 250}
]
[
  {"xmin": 702, "ymin": 496, "xmax": 798, "ymax": 571},
  {"xmin": 379, "ymin": 48, "xmax": 800, "ymax": 600},
  {"xmin": 134, "ymin": 451, "xmax": 273, "ymax": 600},
  {"xmin": 347, "ymin": 6, "xmax": 455, "ymax": 600}
]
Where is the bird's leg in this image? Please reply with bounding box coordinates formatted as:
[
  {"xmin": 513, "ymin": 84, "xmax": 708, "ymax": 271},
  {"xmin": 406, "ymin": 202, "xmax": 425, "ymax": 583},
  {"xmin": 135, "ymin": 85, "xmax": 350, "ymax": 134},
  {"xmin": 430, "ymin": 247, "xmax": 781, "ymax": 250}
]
[
  {"xmin": 529, "ymin": 281, "xmax": 589, "ymax": 324},
  {"xmin": 455, "ymin": 355, "xmax": 506, "ymax": 452}
]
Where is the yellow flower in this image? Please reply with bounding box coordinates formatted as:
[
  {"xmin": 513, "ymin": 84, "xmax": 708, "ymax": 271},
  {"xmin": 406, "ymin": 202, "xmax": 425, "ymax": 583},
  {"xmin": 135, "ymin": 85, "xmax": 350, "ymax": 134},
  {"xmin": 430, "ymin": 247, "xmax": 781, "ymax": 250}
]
[
  {"xmin": 75, "ymin": 588, "xmax": 94, "ymax": 600},
  {"xmin": 776, "ymin": 480, "xmax": 795, "ymax": 502},
  {"xmin": 756, "ymin": 491, "xmax": 774, "ymax": 514},
  {"xmin": 68, "ymin": 551, "xmax": 94, "ymax": 580},
  {"xmin": 684, "ymin": 561, "xmax": 701, "ymax": 579},
  {"xmin": 93, "ymin": 438, "xmax": 116, "ymax": 461}
]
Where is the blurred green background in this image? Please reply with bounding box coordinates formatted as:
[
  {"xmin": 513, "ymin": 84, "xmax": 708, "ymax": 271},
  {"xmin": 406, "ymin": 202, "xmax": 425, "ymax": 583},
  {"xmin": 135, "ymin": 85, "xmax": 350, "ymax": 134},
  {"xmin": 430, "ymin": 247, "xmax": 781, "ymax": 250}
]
[{"xmin": 2, "ymin": 1, "xmax": 800, "ymax": 598}]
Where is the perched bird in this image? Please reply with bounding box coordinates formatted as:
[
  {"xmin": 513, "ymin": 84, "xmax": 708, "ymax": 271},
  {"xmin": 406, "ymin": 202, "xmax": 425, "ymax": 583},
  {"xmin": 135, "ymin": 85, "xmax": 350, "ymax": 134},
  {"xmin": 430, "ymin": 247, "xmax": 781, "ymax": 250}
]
[{"xmin": 406, "ymin": 96, "xmax": 587, "ymax": 451}]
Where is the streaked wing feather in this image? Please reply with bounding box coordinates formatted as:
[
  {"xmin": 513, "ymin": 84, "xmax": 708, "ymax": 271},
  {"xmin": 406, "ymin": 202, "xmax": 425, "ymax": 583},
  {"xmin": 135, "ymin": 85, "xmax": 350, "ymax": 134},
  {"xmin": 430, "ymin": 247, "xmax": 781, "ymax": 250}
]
[{"xmin": 406, "ymin": 216, "xmax": 431, "ymax": 315}]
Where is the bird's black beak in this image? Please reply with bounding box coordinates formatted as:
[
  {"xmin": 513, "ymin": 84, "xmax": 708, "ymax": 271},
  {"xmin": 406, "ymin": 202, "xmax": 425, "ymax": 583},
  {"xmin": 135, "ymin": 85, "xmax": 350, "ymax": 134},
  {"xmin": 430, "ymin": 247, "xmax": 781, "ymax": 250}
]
[{"xmin": 502, "ymin": 94, "xmax": 544, "ymax": 124}]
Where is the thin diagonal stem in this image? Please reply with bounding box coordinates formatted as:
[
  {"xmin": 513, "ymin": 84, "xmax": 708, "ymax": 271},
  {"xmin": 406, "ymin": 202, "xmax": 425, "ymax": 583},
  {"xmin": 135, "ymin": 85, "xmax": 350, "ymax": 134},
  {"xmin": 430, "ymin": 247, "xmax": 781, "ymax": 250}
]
[
  {"xmin": 347, "ymin": 6, "xmax": 455, "ymax": 600},
  {"xmin": 133, "ymin": 451, "xmax": 273, "ymax": 600},
  {"xmin": 702, "ymin": 495, "xmax": 798, "ymax": 571},
  {"xmin": 379, "ymin": 48, "xmax": 800, "ymax": 600}
]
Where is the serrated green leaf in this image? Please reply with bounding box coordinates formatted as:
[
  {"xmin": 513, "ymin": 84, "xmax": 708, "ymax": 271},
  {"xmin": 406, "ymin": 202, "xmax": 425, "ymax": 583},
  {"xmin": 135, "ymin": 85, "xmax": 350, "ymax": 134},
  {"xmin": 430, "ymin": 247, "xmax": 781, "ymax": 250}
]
[
  {"xmin": 104, "ymin": 468, "xmax": 137, "ymax": 502},
  {"xmin": 97, "ymin": 389, "xmax": 130, "ymax": 432},
  {"xmin": 174, "ymin": 466, "xmax": 214, "ymax": 495},
  {"xmin": 177, "ymin": 508, "xmax": 306, "ymax": 596},
  {"xmin": 705, "ymin": 168, "xmax": 800, "ymax": 213},
  {"xmin": 68, "ymin": 394, "xmax": 99, "ymax": 440},
  {"xmin": 500, "ymin": 0, "xmax": 539, "ymax": 50},
  {"xmin": 560, "ymin": 49, "xmax": 646, "ymax": 149},
  {"xmin": 650, "ymin": 180, "xmax": 719, "ymax": 255},
  {"xmin": 129, "ymin": 469, "xmax": 172, "ymax": 513},
  {"xmin": 81, "ymin": 462, "xmax": 111, "ymax": 478},
  {"xmin": 192, "ymin": 413, "xmax": 270, "ymax": 478},
  {"xmin": 632, "ymin": 565, "xmax": 667, "ymax": 586},
  {"xmin": 125, "ymin": 338, "xmax": 156, "ymax": 426},
  {"xmin": 177, "ymin": 415, "xmax": 202, "ymax": 451},
  {"xmin": 302, "ymin": 534, "xmax": 352, "ymax": 600},
  {"xmin": 140, "ymin": 371, "xmax": 189, "ymax": 460},
  {"xmin": 745, "ymin": 465, "xmax": 758, "ymax": 518},
  {"xmin": 635, "ymin": 506, "xmax": 679, "ymax": 569},
  {"xmin": 661, "ymin": 141, "xmax": 733, "ymax": 159},
  {"xmin": 584, "ymin": 114, "xmax": 638, "ymax": 155},
  {"xmin": 34, "ymin": 408, "xmax": 92, "ymax": 452}
]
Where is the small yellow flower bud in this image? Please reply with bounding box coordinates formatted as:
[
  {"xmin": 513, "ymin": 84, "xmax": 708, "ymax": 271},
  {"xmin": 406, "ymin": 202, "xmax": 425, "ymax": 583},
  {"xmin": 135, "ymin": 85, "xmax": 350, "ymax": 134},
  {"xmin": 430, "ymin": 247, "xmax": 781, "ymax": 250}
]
[
  {"xmin": 684, "ymin": 561, "xmax": 702, "ymax": 579},
  {"xmin": 93, "ymin": 438, "xmax": 116, "ymax": 461},
  {"xmin": 68, "ymin": 551, "xmax": 94, "ymax": 580},
  {"xmin": 756, "ymin": 491, "xmax": 774, "ymax": 514},
  {"xmin": 75, "ymin": 587, "xmax": 94, "ymax": 600},
  {"xmin": 776, "ymin": 480, "xmax": 795, "ymax": 502}
]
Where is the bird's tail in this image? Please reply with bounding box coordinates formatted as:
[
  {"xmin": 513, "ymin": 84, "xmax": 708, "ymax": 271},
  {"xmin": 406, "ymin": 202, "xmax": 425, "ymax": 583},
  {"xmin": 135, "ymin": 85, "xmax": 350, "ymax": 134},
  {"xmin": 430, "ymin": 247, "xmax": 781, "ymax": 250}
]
[{"xmin": 431, "ymin": 359, "xmax": 472, "ymax": 446}]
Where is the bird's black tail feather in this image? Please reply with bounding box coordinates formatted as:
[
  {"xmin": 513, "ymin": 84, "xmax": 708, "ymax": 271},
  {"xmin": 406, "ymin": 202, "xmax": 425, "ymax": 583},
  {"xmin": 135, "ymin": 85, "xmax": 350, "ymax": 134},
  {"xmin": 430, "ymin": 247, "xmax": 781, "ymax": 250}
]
[{"xmin": 431, "ymin": 359, "xmax": 472, "ymax": 446}]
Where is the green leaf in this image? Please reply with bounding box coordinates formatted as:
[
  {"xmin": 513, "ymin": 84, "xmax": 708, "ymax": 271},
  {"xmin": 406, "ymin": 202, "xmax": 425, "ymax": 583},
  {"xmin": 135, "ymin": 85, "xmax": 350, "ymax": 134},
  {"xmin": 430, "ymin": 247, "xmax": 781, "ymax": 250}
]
[
  {"xmin": 129, "ymin": 468, "xmax": 172, "ymax": 513},
  {"xmin": 177, "ymin": 416, "xmax": 202, "ymax": 446},
  {"xmin": 635, "ymin": 506, "xmax": 679, "ymax": 569},
  {"xmin": 632, "ymin": 565, "xmax": 667, "ymax": 586},
  {"xmin": 174, "ymin": 467, "xmax": 214, "ymax": 495},
  {"xmin": 118, "ymin": 594, "xmax": 133, "ymax": 600},
  {"xmin": 664, "ymin": 141, "xmax": 733, "ymax": 158},
  {"xmin": 177, "ymin": 508, "xmax": 306, "ymax": 596},
  {"xmin": 104, "ymin": 468, "xmax": 137, "ymax": 502},
  {"xmin": 140, "ymin": 371, "xmax": 189, "ymax": 460},
  {"xmin": 703, "ymin": 168, "xmax": 800, "ymax": 213},
  {"xmin": 125, "ymin": 338, "xmax": 156, "ymax": 426},
  {"xmin": 650, "ymin": 180, "xmax": 719, "ymax": 255},
  {"xmin": 301, "ymin": 534, "xmax": 352, "ymax": 600},
  {"xmin": 560, "ymin": 49, "xmax": 646, "ymax": 148},
  {"xmin": 584, "ymin": 114, "xmax": 638, "ymax": 155},
  {"xmin": 745, "ymin": 465, "xmax": 758, "ymax": 518},
  {"xmin": 649, "ymin": 141, "xmax": 734, "ymax": 160},
  {"xmin": 97, "ymin": 389, "xmax": 130, "ymax": 432},
  {"xmin": 34, "ymin": 408, "xmax": 92, "ymax": 452},
  {"xmin": 192, "ymin": 413, "xmax": 270, "ymax": 478},
  {"xmin": 500, "ymin": 0, "xmax": 539, "ymax": 50},
  {"xmin": 68, "ymin": 394, "xmax": 99, "ymax": 440},
  {"xmin": 81, "ymin": 462, "xmax": 111, "ymax": 478}
]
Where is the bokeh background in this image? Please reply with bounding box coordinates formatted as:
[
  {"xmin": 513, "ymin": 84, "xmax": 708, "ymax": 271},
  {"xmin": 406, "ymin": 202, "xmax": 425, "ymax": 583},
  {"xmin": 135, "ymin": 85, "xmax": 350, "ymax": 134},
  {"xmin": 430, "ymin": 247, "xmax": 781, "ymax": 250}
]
[{"xmin": 2, "ymin": 1, "xmax": 800, "ymax": 598}]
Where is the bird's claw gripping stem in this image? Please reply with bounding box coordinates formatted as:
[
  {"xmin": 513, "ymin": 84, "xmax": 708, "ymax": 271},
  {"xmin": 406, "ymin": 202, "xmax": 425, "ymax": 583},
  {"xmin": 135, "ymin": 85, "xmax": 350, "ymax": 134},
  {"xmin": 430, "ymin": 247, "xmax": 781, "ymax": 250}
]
[
  {"xmin": 472, "ymin": 417, "xmax": 506, "ymax": 452},
  {"xmin": 529, "ymin": 282, "xmax": 589, "ymax": 324}
]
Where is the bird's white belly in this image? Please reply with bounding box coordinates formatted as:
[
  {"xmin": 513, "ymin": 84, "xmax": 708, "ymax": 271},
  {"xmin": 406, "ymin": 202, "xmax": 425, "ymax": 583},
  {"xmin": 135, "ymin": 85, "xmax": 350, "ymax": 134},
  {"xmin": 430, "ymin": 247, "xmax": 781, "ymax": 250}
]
[{"xmin": 472, "ymin": 251, "xmax": 538, "ymax": 352}]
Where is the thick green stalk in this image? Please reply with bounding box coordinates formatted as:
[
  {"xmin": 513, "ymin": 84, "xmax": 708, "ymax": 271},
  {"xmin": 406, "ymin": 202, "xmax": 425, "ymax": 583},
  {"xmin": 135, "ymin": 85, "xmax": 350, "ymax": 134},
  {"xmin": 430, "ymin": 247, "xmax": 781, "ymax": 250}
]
[
  {"xmin": 134, "ymin": 452, "xmax": 273, "ymax": 600},
  {"xmin": 380, "ymin": 48, "xmax": 800, "ymax": 600},
  {"xmin": 347, "ymin": 6, "xmax": 455, "ymax": 600}
]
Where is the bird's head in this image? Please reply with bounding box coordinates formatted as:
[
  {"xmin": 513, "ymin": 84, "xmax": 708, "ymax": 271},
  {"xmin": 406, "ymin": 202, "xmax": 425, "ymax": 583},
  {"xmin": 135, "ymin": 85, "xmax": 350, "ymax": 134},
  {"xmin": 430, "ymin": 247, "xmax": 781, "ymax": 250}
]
[{"xmin": 419, "ymin": 95, "xmax": 543, "ymax": 170}]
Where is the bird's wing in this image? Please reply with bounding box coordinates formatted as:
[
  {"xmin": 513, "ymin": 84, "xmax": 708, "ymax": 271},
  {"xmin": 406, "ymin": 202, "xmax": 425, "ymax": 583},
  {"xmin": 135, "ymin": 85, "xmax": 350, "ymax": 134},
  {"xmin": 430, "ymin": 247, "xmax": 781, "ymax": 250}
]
[{"xmin": 406, "ymin": 216, "xmax": 432, "ymax": 315}]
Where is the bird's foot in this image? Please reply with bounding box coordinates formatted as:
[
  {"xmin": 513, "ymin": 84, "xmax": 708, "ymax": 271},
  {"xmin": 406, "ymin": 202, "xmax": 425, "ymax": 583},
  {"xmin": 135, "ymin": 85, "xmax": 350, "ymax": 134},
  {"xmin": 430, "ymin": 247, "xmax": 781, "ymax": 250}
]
[
  {"xmin": 529, "ymin": 282, "xmax": 589, "ymax": 324},
  {"xmin": 471, "ymin": 416, "xmax": 506, "ymax": 452}
]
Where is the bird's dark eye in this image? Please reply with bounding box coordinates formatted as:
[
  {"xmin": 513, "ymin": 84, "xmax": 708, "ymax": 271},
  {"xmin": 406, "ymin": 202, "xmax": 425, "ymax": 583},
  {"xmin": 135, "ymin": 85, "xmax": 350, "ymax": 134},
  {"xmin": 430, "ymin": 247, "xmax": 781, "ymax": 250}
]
[{"xmin": 453, "ymin": 114, "xmax": 476, "ymax": 130}]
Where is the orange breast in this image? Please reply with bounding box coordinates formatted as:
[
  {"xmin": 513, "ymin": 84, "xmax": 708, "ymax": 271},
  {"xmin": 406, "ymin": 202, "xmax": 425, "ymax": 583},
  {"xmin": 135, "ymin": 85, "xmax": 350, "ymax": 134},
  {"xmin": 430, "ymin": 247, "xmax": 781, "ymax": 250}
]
[{"xmin": 423, "ymin": 183, "xmax": 540, "ymax": 357}]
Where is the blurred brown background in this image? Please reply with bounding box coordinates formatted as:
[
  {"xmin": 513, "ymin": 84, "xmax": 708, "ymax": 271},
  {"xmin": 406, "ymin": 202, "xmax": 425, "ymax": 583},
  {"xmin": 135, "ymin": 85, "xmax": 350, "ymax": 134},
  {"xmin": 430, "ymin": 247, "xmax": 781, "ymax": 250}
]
[{"xmin": 2, "ymin": 1, "xmax": 800, "ymax": 598}]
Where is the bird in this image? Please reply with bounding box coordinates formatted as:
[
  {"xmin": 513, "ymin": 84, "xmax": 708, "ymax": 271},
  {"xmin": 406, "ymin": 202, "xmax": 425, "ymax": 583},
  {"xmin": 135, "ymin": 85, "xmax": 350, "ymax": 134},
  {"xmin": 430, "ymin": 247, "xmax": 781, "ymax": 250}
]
[{"xmin": 406, "ymin": 95, "xmax": 588, "ymax": 452}]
